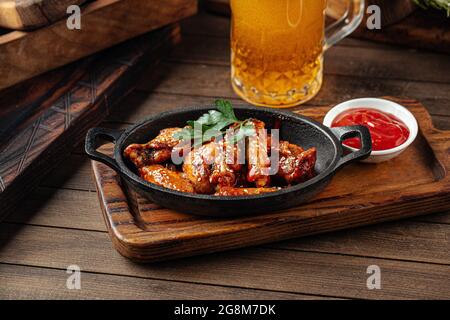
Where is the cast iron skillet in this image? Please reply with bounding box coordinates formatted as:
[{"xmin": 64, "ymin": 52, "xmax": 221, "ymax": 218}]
[{"xmin": 85, "ymin": 105, "xmax": 372, "ymax": 217}]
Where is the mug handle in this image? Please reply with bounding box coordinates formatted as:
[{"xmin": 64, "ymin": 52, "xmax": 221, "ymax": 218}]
[
  {"xmin": 85, "ymin": 127, "xmax": 124, "ymax": 172},
  {"xmin": 331, "ymin": 125, "xmax": 372, "ymax": 168},
  {"xmin": 324, "ymin": 0, "xmax": 366, "ymax": 51}
]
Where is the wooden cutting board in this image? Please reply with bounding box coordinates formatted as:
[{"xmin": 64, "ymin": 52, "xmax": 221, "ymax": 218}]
[
  {"xmin": 0, "ymin": 0, "xmax": 87, "ymax": 30},
  {"xmin": 0, "ymin": 24, "xmax": 181, "ymax": 222},
  {"xmin": 0, "ymin": 0, "xmax": 197, "ymax": 90},
  {"xmin": 91, "ymin": 98, "xmax": 450, "ymax": 263}
]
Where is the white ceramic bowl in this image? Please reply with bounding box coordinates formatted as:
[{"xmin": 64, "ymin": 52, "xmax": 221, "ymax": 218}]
[{"xmin": 323, "ymin": 98, "xmax": 418, "ymax": 163}]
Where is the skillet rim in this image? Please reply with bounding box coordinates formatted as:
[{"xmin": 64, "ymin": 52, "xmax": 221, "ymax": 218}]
[{"xmin": 112, "ymin": 105, "xmax": 342, "ymax": 201}]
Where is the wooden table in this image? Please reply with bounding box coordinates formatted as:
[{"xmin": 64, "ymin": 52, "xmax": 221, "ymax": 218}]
[{"xmin": 1, "ymin": 12, "xmax": 449, "ymax": 300}]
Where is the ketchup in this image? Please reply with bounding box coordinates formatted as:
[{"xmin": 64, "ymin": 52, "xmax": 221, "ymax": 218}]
[{"xmin": 331, "ymin": 108, "xmax": 410, "ymax": 151}]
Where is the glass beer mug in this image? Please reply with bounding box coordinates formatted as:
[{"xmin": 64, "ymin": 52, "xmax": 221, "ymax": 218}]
[{"xmin": 231, "ymin": 0, "xmax": 365, "ymax": 108}]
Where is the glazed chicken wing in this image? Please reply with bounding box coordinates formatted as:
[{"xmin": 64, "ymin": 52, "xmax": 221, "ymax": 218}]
[
  {"xmin": 215, "ymin": 186, "xmax": 279, "ymax": 196},
  {"xmin": 124, "ymin": 146, "xmax": 172, "ymax": 168},
  {"xmin": 277, "ymin": 141, "xmax": 317, "ymax": 184},
  {"xmin": 182, "ymin": 142, "xmax": 216, "ymax": 194},
  {"xmin": 123, "ymin": 127, "xmax": 183, "ymax": 167},
  {"xmin": 147, "ymin": 127, "xmax": 184, "ymax": 149},
  {"xmin": 209, "ymin": 128, "xmax": 246, "ymax": 187},
  {"xmin": 209, "ymin": 140, "xmax": 236, "ymax": 187},
  {"xmin": 139, "ymin": 165, "xmax": 194, "ymax": 193},
  {"xmin": 246, "ymin": 119, "xmax": 271, "ymax": 187}
]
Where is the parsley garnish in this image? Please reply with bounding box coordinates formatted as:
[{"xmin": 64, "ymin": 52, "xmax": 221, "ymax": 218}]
[{"xmin": 173, "ymin": 100, "xmax": 256, "ymax": 146}]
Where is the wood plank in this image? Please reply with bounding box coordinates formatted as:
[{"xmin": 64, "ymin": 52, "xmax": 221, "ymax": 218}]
[
  {"xmin": 328, "ymin": 0, "xmax": 417, "ymax": 27},
  {"xmin": 9, "ymin": 187, "xmax": 106, "ymax": 231},
  {"xmin": 108, "ymin": 92, "xmax": 244, "ymax": 124},
  {"xmin": 169, "ymin": 34, "xmax": 450, "ymax": 84},
  {"xmin": 0, "ymin": 0, "xmax": 86, "ymax": 30},
  {"xmin": 39, "ymin": 155, "xmax": 96, "ymax": 191},
  {"xmin": 0, "ymin": 0, "xmax": 197, "ymax": 90},
  {"xmin": 429, "ymin": 115, "xmax": 450, "ymax": 131},
  {"xmin": 353, "ymin": 9, "xmax": 450, "ymax": 54},
  {"xmin": 0, "ymin": 223, "xmax": 448, "ymax": 299},
  {"xmin": 271, "ymin": 221, "xmax": 450, "ymax": 265},
  {"xmin": 137, "ymin": 62, "xmax": 450, "ymax": 117},
  {"xmin": 416, "ymin": 212, "xmax": 450, "ymax": 224},
  {"xmin": 181, "ymin": 11, "xmax": 230, "ymax": 37},
  {"xmin": 0, "ymin": 263, "xmax": 324, "ymax": 300},
  {"xmin": 6, "ymin": 186, "xmax": 450, "ymax": 264}
]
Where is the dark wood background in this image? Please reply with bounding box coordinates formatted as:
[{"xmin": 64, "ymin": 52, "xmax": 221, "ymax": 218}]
[{"xmin": 1, "ymin": 11, "xmax": 449, "ymax": 299}]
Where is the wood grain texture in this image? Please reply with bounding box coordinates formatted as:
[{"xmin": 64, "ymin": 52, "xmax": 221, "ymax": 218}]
[
  {"xmin": 0, "ymin": 0, "xmax": 197, "ymax": 90},
  {"xmin": 0, "ymin": 0, "xmax": 87, "ymax": 30},
  {"xmin": 327, "ymin": 0, "xmax": 417, "ymax": 27},
  {"xmin": 0, "ymin": 263, "xmax": 325, "ymax": 300},
  {"xmin": 0, "ymin": 58, "xmax": 93, "ymax": 144},
  {"xmin": 0, "ymin": 25, "xmax": 181, "ymax": 222},
  {"xmin": 353, "ymin": 10, "xmax": 450, "ymax": 54},
  {"xmin": 0, "ymin": 223, "xmax": 449, "ymax": 299},
  {"xmin": 5, "ymin": 184, "xmax": 449, "ymax": 264},
  {"xmin": 90, "ymin": 98, "xmax": 450, "ymax": 263},
  {"xmin": 138, "ymin": 62, "xmax": 450, "ymax": 118}
]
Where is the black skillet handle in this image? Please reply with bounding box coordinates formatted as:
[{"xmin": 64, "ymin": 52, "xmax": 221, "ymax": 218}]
[
  {"xmin": 85, "ymin": 127, "xmax": 124, "ymax": 172},
  {"xmin": 331, "ymin": 125, "xmax": 372, "ymax": 168}
]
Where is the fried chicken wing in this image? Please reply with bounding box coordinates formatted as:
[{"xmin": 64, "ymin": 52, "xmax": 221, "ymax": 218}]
[
  {"xmin": 209, "ymin": 128, "xmax": 246, "ymax": 187},
  {"xmin": 124, "ymin": 145, "xmax": 172, "ymax": 168},
  {"xmin": 123, "ymin": 128, "xmax": 183, "ymax": 167},
  {"xmin": 182, "ymin": 142, "xmax": 216, "ymax": 194},
  {"xmin": 277, "ymin": 141, "xmax": 317, "ymax": 184},
  {"xmin": 246, "ymin": 119, "xmax": 271, "ymax": 187},
  {"xmin": 215, "ymin": 186, "xmax": 279, "ymax": 196},
  {"xmin": 139, "ymin": 165, "xmax": 194, "ymax": 193},
  {"xmin": 147, "ymin": 127, "xmax": 183, "ymax": 149},
  {"xmin": 209, "ymin": 141, "xmax": 236, "ymax": 187},
  {"xmin": 224, "ymin": 124, "xmax": 246, "ymax": 172}
]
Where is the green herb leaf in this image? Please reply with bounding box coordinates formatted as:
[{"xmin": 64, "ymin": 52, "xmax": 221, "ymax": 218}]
[
  {"xmin": 196, "ymin": 110, "xmax": 224, "ymax": 126},
  {"xmin": 215, "ymin": 99, "xmax": 237, "ymax": 121},
  {"xmin": 208, "ymin": 118, "xmax": 235, "ymax": 132},
  {"xmin": 173, "ymin": 100, "xmax": 254, "ymax": 146},
  {"xmin": 173, "ymin": 127, "xmax": 193, "ymax": 140}
]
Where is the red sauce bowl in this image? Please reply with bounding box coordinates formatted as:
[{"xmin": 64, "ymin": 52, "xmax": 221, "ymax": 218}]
[{"xmin": 323, "ymin": 98, "xmax": 418, "ymax": 163}]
